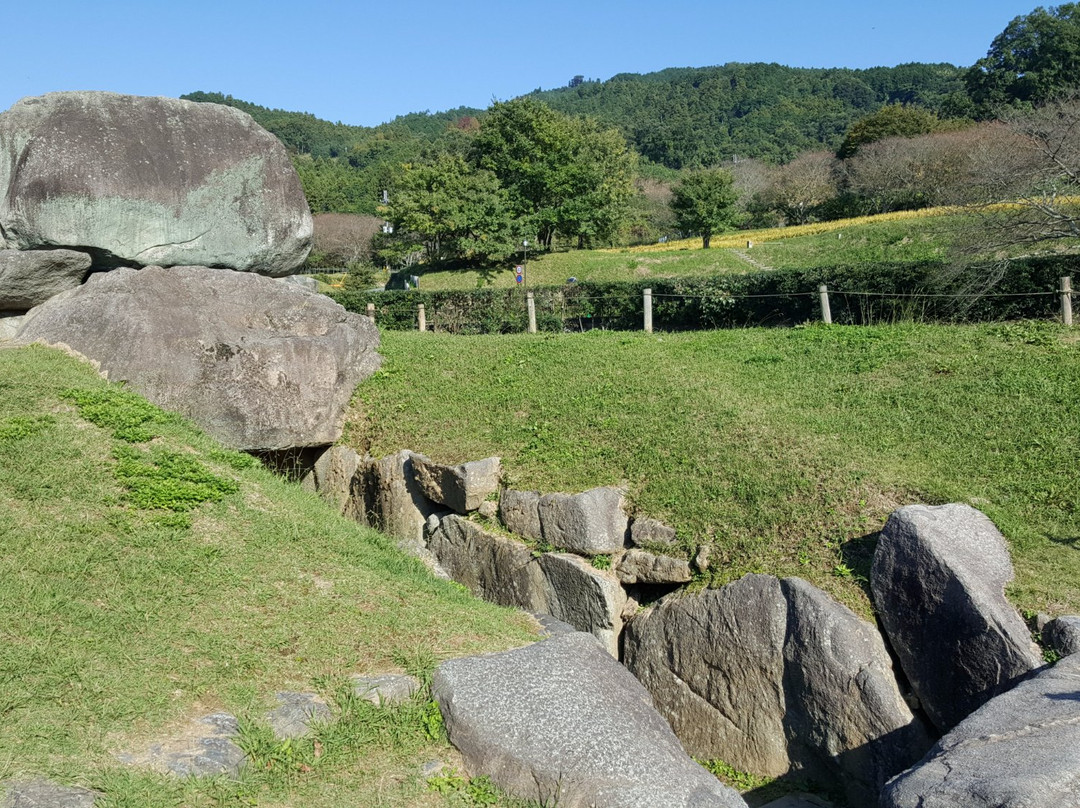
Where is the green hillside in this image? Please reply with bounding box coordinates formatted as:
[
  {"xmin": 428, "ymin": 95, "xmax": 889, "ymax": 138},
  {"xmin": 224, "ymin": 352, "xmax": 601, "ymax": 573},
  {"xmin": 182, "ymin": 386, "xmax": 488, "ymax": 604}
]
[{"xmin": 0, "ymin": 345, "xmax": 536, "ymax": 808}]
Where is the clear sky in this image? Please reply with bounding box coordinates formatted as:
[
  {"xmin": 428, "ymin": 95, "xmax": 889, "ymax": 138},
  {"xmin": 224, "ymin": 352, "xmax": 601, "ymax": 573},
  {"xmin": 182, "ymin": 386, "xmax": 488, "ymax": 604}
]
[{"xmin": 0, "ymin": 1, "xmax": 1038, "ymax": 127}]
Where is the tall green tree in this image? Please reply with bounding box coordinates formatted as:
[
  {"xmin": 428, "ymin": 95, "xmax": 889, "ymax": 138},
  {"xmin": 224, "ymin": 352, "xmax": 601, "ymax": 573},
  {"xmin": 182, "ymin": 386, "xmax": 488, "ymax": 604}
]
[
  {"xmin": 473, "ymin": 98, "xmax": 636, "ymax": 248},
  {"xmin": 837, "ymin": 104, "xmax": 941, "ymax": 158},
  {"xmin": 377, "ymin": 151, "xmax": 518, "ymax": 267},
  {"xmin": 670, "ymin": 169, "xmax": 740, "ymax": 248},
  {"xmin": 967, "ymin": 4, "xmax": 1080, "ymax": 114}
]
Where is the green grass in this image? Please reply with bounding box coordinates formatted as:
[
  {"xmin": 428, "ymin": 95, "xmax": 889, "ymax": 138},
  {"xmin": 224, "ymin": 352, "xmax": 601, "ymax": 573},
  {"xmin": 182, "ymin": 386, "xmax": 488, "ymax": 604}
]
[
  {"xmin": 0, "ymin": 345, "xmax": 538, "ymax": 807},
  {"xmin": 347, "ymin": 323, "xmax": 1080, "ymax": 616}
]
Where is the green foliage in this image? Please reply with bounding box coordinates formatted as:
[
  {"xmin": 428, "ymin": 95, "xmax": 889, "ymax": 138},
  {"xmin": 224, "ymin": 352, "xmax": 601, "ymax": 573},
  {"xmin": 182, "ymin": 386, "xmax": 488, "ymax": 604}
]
[
  {"xmin": 112, "ymin": 444, "xmax": 240, "ymax": 511},
  {"xmin": 590, "ymin": 554, "xmax": 613, "ymax": 570},
  {"xmin": 670, "ymin": 169, "xmax": 740, "ymax": 248},
  {"xmin": 0, "ymin": 414, "xmax": 55, "ymax": 443},
  {"xmin": 699, "ymin": 758, "xmax": 773, "ymax": 791},
  {"xmin": 837, "ymin": 104, "xmax": 942, "ymax": 158},
  {"xmin": 427, "ymin": 771, "xmax": 501, "ymax": 806},
  {"xmin": 966, "ymin": 4, "xmax": 1080, "ymax": 114},
  {"xmin": 61, "ymin": 388, "xmax": 174, "ymax": 442}
]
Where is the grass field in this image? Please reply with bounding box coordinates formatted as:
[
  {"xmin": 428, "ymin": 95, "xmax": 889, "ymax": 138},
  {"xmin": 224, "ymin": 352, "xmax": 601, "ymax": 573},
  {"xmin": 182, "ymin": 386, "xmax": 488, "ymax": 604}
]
[
  {"xmin": 0, "ymin": 345, "xmax": 539, "ymax": 808},
  {"xmin": 347, "ymin": 323, "xmax": 1080, "ymax": 618}
]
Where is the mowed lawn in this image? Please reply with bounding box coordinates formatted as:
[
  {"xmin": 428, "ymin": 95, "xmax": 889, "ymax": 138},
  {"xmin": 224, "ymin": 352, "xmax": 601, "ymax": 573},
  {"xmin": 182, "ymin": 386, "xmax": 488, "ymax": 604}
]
[{"xmin": 347, "ymin": 323, "xmax": 1080, "ymax": 616}]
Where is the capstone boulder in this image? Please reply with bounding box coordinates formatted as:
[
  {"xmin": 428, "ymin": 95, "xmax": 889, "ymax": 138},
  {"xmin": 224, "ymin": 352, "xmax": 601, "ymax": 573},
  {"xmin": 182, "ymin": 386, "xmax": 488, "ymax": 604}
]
[
  {"xmin": 14, "ymin": 265, "xmax": 379, "ymax": 450},
  {"xmin": 0, "ymin": 91, "xmax": 312, "ymax": 275}
]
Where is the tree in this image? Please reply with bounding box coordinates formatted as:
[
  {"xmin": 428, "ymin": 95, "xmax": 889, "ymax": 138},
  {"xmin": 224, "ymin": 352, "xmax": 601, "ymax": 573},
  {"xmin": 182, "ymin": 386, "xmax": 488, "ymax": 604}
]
[
  {"xmin": 967, "ymin": 4, "xmax": 1080, "ymax": 115},
  {"xmin": 473, "ymin": 98, "xmax": 636, "ymax": 249},
  {"xmin": 669, "ymin": 169, "xmax": 740, "ymax": 248},
  {"xmin": 377, "ymin": 151, "xmax": 518, "ymax": 267},
  {"xmin": 761, "ymin": 151, "xmax": 839, "ymax": 225},
  {"xmin": 307, "ymin": 213, "xmax": 382, "ymax": 268},
  {"xmin": 837, "ymin": 104, "xmax": 941, "ymax": 158}
]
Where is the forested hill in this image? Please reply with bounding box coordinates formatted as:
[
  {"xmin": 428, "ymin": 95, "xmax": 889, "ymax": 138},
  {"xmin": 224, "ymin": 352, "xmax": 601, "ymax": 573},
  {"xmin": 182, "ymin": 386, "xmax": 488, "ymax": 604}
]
[{"xmin": 527, "ymin": 62, "xmax": 968, "ymax": 167}]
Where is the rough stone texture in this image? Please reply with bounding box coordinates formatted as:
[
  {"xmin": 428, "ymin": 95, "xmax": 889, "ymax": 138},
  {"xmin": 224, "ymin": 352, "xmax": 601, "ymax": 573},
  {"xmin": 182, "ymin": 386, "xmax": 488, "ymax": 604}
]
[
  {"xmin": 434, "ymin": 633, "xmax": 748, "ymax": 808},
  {"xmin": 498, "ymin": 489, "xmax": 542, "ymax": 541},
  {"xmin": 0, "ymin": 249, "xmax": 91, "ymax": 310},
  {"xmin": 1044, "ymin": 615, "xmax": 1080, "ymax": 658},
  {"xmin": 0, "ymin": 312, "xmax": 23, "ymax": 340},
  {"xmin": 358, "ymin": 451, "xmax": 444, "ymax": 548},
  {"xmin": 537, "ymin": 487, "xmax": 629, "ymax": 555},
  {"xmin": 623, "ymin": 574, "xmax": 930, "ymax": 806},
  {"xmin": 0, "ymin": 92, "xmax": 312, "ymax": 275},
  {"xmin": 2, "ymin": 780, "xmax": 98, "ymax": 807},
  {"xmin": 477, "ymin": 500, "xmax": 498, "ymax": 520},
  {"xmin": 265, "ymin": 692, "xmax": 331, "ymax": 739},
  {"xmin": 629, "ymin": 517, "xmax": 678, "ymax": 548},
  {"xmin": 871, "ymin": 504, "xmax": 1041, "ymax": 731},
  {"xmin": 427, "ymin": 515, "xmax": 626, "ymax": 655},
  {"xmin": 14, "ymin": 265, "xmax": 380, "ymax": 451},
  {"xmin": 279, "ymin": 274, "xmax": 318, "ymax": 291},
  {"xmin": 118, "ymin": 712, "xmax": 246, "ymax": 777},
  {"xmin": 881, "ymin": 652, "xmax": 1080, "ymax": 807},
  {"xmin": 759, "ymin": 797, "xmax": 834, "ymax": 808},
  {"xmin": 615, "ymin": 548, "xmax": 692, "ymax": 585},
  {"xmin": 300, "ymin": 444, "xmax": 362, "ymax": 517},
  {"xmin": 537, "ymin": 553, "xmax": 626, "ymax": 658},
  {"xmin": 413, "ymin": 456, "xmax": 501, "ymax": 514},
  {"xmin": 532, "ymin": 613, "xmax": 580, "ymax": 638},
  {"xmin": 350, "ymin": 673, "xmax": 421, "ymax": 706}
]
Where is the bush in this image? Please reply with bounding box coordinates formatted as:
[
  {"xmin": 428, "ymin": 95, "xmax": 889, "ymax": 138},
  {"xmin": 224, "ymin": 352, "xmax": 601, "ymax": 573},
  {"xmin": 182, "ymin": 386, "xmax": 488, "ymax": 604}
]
[{"xmin": 328, "ymin": 256, "xmax": 1073, "ymax": 333}]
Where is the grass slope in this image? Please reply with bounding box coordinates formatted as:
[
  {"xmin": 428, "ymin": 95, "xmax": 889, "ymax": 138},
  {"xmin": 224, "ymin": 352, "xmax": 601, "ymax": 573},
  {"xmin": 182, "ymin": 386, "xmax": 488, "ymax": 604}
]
[
  {"xmin": 0, "ymin": 345, "xmax": 538, "ymax": 808},
  {"xmin": 347, "ymin": 324, "xmax": 1080, "ymax": 617}
]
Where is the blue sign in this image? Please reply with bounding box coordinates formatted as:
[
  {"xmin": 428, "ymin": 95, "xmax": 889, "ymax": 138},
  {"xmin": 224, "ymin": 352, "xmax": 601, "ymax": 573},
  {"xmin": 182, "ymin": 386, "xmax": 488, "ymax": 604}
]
[{"xmin": 515, "ymin": 265, "xmax": 524, "ymax": 284}]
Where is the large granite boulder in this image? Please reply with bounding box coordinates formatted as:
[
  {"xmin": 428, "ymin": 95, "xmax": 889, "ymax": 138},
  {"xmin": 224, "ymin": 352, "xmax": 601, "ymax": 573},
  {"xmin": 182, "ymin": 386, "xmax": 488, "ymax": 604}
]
[
  {"xmin": 434, "ymin": 633, "xmax": 748, "ymax": 808},
  {"xmin": 413, "ymin": 456, "xmax": 501, "ymax": 514},
  {"xmin": 538, "ymin": 487, "xmax": 629, "ymax": 555},
  {"xmin": 0, "ymin": 248, "xmax": 91, "ymax": 309},
  {"xmin": 14, "ymin": 265, "xmax": 379, "ymax": 450},
  {"xmin": 871, "ymin": 504, "xmax": 1041, "ymax": 731},
  {"xmin": 0, "ymin": 92, "xmax": 311, "ymax": 275},
  {"xmin": 623, "ymin": 574, "xmax": 930, "ymax": 806},
  {"xmin": 881, "ymin": 653, "xmax": 1080, "ymax": 807}
]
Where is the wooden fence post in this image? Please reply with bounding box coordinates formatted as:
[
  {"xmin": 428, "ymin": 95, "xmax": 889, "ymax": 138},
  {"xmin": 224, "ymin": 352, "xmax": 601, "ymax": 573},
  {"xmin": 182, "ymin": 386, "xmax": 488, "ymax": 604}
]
[
  {"xmin": 417, "ymin": 303, "xmax": 426, "ymax": 332},
  {"xmin": 643, "ymin": 288, "xmax": 653, "ymax": 333},
  {"xmin": 1062, "ymin": 277, "xmax": 1073, "ymax": 326},
  {"xmin": 526, "ymin": 292, "xmax": 537, "ymax": 334},
  {"xmin": 819, "ymin": 284, "xmax": 832, "ymax": 325},
  {"xmin": 366, "ymin": 302, "xmax": 375, "ymax": 320}
]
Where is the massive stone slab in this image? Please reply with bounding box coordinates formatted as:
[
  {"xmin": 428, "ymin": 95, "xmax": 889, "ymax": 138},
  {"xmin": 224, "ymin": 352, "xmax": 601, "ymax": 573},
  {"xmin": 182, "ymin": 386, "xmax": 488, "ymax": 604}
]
[
  {"xmin": 434, "ymin": 633, "xmax": 748, "ymax": 808},
  {"xmin": 623, "ymin": 574, "xmax": 930, "ymax": 806},
  {"xmin": 0, "ymin": 91, "xmax": 311, "ymax": 275},
  {"xmin": 871, "ymin": 504, "xmax": 1041, "ymax": 731},
  {"xmin": 881, "ymin": 653, "xmax": 1080, "ymax": 807},
  {"xmin": 0, "ymin": 248, "xmax": 91, "ymax": 310},
  {"xmin": 15, "ymin": 265, "xmax": 380, "ymax": 450}
]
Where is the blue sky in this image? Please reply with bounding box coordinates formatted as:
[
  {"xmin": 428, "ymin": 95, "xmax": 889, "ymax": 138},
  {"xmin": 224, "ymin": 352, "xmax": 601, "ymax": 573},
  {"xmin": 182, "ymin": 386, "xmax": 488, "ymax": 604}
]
[{"xmin": 1, "ymin": 1, "xmax": 1038, "ymax": 127}]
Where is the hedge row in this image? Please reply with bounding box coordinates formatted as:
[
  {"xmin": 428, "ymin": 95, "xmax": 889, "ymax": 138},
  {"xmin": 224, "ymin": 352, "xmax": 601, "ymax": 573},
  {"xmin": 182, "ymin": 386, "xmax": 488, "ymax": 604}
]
[{"xmin": 327, "ymin": 257, "xmax": 1075, "ymax": 334}]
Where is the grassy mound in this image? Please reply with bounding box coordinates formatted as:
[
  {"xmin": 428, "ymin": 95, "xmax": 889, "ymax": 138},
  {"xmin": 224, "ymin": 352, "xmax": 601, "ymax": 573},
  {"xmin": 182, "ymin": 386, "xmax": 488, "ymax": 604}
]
[
  {"xmin": 0, "ymin": 345, "xmax": 537, "ymax": 807},
  {"xmin": 348, "ymin": 324, "xmax": 1080, "ymax": 617}
]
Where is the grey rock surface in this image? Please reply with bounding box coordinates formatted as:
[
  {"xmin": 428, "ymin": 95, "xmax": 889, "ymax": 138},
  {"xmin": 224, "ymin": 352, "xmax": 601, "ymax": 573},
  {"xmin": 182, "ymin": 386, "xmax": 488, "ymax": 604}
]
[
  {"xmin": 538, "ymin": 487, "xmax": 629, "ymax": 555},
  {"xmin": 350, "ymin": 673, "xmax": 421, "ymax": 706},
  {"xmin": 118, "ymin": 712, "xmax": 246, "ymax": 777},
  {"xmin": 279, "ymin": 275, "xmax": 318, "ymax": 291},
  {"xmin": 413, "ymin": 456, "xmax": 501, "ymax": 513},
  {"xmin": 265, "ymin": 692, "xmax": 331, "ymax": 739},
  {"xmin": 871, "ymin": 504, "xmax": 1041, "ymax": 731},
  {"xmin": 300, "ymin": 444, "xmax": 362, "ymax": 517},
  {"xmin": 498, "ymin": 489, "xmax": 542, "ymax": 541},
  {"xmin": 537, "ymin": 553, "xmax": 626, "ymax": 657},
  {"xmin": 15, "ymin": 265, "xmax": 380, "ymax": 450},
  {"xmin": 629, "ymin": 517, "xmax": 678, "ymax": 548},
  {"xmin": 0, "ymin": 312, "xmax": 23, "ymax": 340},
  {"xmin": 1044, "ymin": 615, "xmax": 1080, "ymax": 658},
  {"xmin": 624, "ymin": 574, "xmax": 930, "ymax": 806},
  {"xmin": 0, "ymin": 249, "xmax": 91, "ymax": 310},
  {"xmin": 359, "ymin": 451, "xmax": 443, "ymax": 548},
  {"xmin": 881, "ymin": 652, "xmax": 1080, "ymax": 807},
  {"xmin": 0, "ymin": 92, "xmax": 312, "ymax": 275},
  {"xmin": 615, "ymin": 548, "xmax": 692, "ymax": 584},
  {"xmin": 428, "ymin": 515, "xmax": 625, "ymax": 654},
  {"xmin": 434, "ymin": 632, "xmax": 748, "ymax": 808},
  {"xmin": 2, "ymin": 779, "xmax": 98, "ymax": 807}
]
